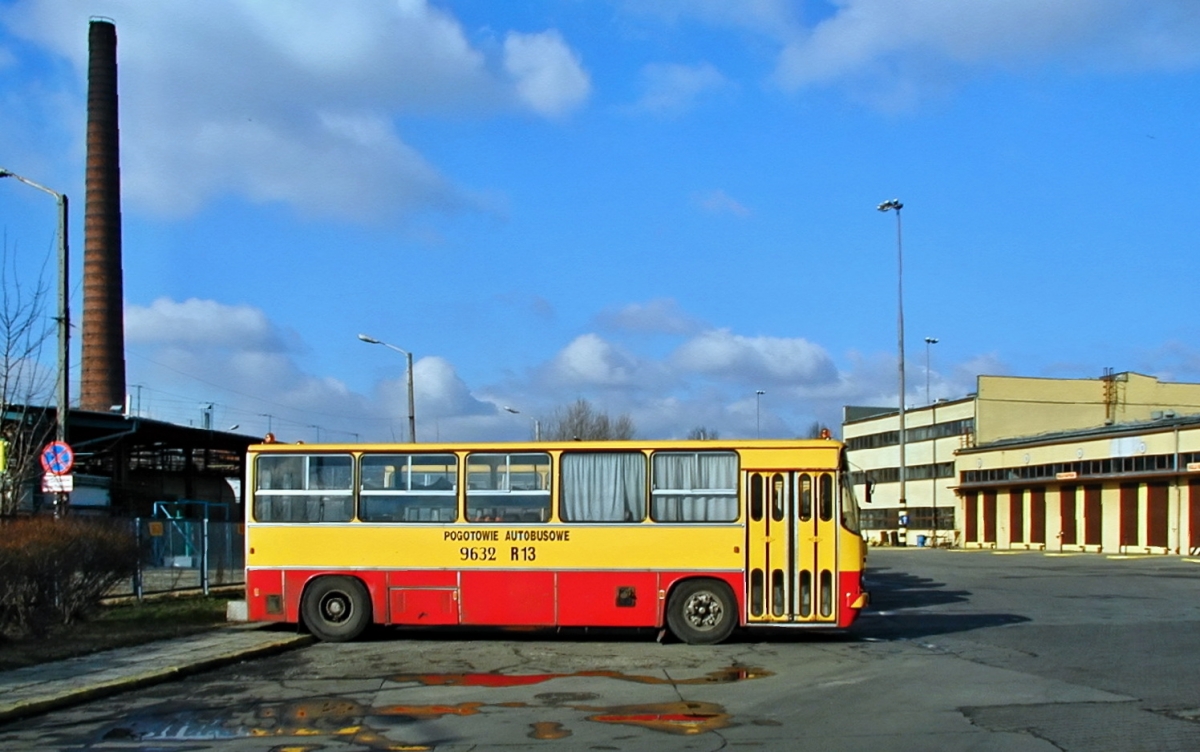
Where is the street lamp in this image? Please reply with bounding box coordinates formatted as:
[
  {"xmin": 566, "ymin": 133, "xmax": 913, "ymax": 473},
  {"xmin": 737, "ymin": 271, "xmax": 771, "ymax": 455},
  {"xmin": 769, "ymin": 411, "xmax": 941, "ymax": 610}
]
[
  {"xmin": 924, "ymin": 337, "xmax": 938, "ymax": 405},
  {"xmin": 1, "ymin": 168, "xmax": 70, "ymax": 517},
  {"xmin": 925, "ymin": 336, "xmax": 939, "ymax": 546},
  {"xmin": 503, "ymin": 406, "xmax": 541, "ymax": 441},
  {"xmin": 755, "ymin": 390, "xmax": 765, "ymax": 438},
  {"xmin": 878, "ymin": 198, "xmax": 907, "ymax": 545},
  {"xmin": 358, "ymin": 333, "xmax": 416, "ymax": 442}
]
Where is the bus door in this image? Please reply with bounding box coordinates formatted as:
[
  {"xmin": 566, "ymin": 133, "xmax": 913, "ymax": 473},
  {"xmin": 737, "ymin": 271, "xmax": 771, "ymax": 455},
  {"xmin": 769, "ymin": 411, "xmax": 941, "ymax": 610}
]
[{"xmin": 746, "ymin": 471, "xmax": 838, "ymax": 624}]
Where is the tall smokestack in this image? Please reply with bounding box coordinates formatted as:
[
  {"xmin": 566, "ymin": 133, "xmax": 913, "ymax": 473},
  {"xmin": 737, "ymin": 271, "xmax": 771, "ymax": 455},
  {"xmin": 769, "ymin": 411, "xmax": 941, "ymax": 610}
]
[{"xmin": 81, "ymin": 18, "xmax": 127, "ymax": 412}]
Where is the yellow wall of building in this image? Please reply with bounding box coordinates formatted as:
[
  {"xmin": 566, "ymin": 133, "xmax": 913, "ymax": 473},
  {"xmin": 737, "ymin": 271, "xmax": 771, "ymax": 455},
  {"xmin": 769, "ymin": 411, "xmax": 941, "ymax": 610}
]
[{"xmin": 976, "ymin": 373, "xmax": 1200, "ymax": 444}]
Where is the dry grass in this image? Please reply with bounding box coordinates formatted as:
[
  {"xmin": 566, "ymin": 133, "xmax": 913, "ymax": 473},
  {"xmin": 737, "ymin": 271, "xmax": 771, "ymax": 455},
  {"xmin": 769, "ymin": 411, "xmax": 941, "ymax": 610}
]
[{"xmin": 0, "ymin": 594, "xmax": 235, "ymax": 671}]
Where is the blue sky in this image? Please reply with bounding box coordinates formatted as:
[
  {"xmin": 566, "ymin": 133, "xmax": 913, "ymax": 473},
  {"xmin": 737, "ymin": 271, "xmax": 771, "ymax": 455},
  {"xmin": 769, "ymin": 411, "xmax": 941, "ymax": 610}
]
[{"xmin": 1, "ymin": 0, "xmax": 1198, "ymax": 442}]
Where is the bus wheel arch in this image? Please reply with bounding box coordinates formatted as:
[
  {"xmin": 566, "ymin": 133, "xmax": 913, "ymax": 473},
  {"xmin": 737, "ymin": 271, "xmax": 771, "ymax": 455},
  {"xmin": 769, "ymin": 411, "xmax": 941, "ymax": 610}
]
[
  {"xmin": 301, "ymin": 575, "xmax": 372, "ymax": 642},
  {"xmin": 665, "ymin": 577, "xmax": 738, "ymax": 645}
]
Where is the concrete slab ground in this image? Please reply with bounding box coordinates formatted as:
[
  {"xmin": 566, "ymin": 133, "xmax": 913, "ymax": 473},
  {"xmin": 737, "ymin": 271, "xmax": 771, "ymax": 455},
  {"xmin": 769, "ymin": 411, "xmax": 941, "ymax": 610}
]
[{"xmin": 0, "ymin": 624, "xmax": 312, "ymax": 724}]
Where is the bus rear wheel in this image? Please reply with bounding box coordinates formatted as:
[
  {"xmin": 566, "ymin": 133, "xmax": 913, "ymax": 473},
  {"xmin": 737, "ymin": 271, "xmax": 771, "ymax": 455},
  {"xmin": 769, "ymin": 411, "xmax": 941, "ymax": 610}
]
[
  {"xmin": 666, "ymin": 579, "xmax": 737, "ymax": 645},
  {"xmin": 302, "ymin": 576, "xmax": 371, "ymax": 642}
]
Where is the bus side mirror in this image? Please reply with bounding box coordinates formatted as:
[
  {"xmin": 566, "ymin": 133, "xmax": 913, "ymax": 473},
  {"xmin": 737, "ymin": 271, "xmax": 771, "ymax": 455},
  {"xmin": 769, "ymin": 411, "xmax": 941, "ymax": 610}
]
[{"xmin": 864, "ymin": 480, "xmax": 874, "ymax": 504}]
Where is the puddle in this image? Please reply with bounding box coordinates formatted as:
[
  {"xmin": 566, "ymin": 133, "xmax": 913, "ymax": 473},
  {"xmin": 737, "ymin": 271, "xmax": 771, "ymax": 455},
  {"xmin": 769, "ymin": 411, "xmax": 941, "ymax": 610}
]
[
  {"xmin": 100, "ymin": 666, "xmax": 770, "ymax": 746},
  {"xmin": 390, "ymin": 665, "xmax": 772, "ymax": 688},
  {"xmin": 529, "ymin": 721, "xmax": 573, "ymax": 739},
  {"xmin": 582, "ymin": 701, "xmax": 732, "ymax": 736}
]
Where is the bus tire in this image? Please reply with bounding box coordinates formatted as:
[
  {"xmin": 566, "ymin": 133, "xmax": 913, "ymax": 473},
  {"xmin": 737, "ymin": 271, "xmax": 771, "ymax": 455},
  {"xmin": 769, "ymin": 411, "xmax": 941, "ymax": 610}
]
[
  {"xmin": 666, "ymin": 579, "xmax": 737, "ymax": 645},
  {"xmin": 301, "ymin": 576, "xmax": 371, "ymax": 642}
]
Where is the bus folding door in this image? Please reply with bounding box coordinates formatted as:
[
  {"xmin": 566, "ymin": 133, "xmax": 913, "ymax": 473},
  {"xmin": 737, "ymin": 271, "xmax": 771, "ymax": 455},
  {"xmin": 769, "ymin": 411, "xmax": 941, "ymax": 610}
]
[{"xmin": 745, "ymin": 471, "xmax": 837, "ymax": 624}]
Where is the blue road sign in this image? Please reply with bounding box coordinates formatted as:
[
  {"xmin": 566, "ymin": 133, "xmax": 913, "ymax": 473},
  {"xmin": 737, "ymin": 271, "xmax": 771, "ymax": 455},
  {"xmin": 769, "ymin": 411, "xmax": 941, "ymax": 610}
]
[{"xmin": 40, "ymin": 441, "xmax": 74, "ymax": 475}]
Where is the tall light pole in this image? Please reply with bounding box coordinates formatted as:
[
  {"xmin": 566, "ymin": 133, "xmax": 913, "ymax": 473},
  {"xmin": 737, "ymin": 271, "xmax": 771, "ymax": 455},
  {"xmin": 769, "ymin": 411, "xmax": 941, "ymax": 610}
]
[
  {"xmin": 878, "ymin": 198, "xmax": 907, "ymax": 545},
  {"xmin": 358, "ymin": 333, "xmax": 416, "ymax": 442},
  {"xmin": 925, "ymin": 336, "xmax": 939, "ymax": 545},
  {"xmin": 755, "ymin": 390, "xmax": 765, "ymax": 438},
  {"xmin": 503, "ymin": 406, "xmax": 541, "ymax": 441},
  {"xmin": 0, "ymin": 169, "xmax": 70, "ymax": 513},
  {"xmin": 924, "ymin": 337, "xmax": 938, "ymax": 405}
]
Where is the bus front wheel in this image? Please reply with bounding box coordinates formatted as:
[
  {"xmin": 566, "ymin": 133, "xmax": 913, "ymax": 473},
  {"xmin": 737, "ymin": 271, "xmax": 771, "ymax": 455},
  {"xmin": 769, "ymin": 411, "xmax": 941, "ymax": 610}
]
[
  {"xmin": 302, "ymin": 576, "xmax": 371, "ymax": 642},
  {"xmin": 666, "ymin": 579, "xmax": 737, "ymax": 645}
]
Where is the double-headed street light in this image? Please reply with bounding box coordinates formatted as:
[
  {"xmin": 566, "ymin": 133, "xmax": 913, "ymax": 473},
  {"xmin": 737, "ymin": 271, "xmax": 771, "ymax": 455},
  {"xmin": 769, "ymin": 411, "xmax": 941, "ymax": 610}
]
[
  {"xmin": 503, "ymin": 406, "xmax": 541, "ymax": 441},
  {"xmin": 0, "ymin": 169, "xmax": 70, "ymax": 453},
  {"xmin": 358, "ymin": 333, "xmax": 416, "ymax": 443},
  {"xmin": 877, "ymin": 198, "xmax": 907, "ymax": 545},
  {"xmin": 924, "ymin": 337, "xmax": 939, "ymax": 405},
  {"xmin": 755, "ymin": 390, "xmax": 765, "ymax": 438},
  {"xmin": 926, "ymin": 336, "xmax": 940, "ymax": 546}
]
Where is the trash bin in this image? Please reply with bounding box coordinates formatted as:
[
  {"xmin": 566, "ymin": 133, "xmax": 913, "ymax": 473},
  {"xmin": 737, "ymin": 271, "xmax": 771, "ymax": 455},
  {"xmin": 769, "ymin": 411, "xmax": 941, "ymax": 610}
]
[{"xmin": 915, "ymin": 534, "xmax": 927, "ymax": 547}]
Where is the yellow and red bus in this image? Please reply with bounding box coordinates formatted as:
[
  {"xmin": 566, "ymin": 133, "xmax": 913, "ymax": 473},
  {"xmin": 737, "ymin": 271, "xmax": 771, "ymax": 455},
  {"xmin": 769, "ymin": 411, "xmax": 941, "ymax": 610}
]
[{"xmin": 245, "ymin": 438, "xmax": 868, "ymax": 644}]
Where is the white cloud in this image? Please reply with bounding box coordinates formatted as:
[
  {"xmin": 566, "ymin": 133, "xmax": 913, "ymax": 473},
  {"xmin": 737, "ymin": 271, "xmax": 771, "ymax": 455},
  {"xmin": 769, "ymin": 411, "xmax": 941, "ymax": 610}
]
[
  {"xmin": 776, "ymin": 1, "xmax": 1200, "ymax": 106},
  {"xmin": 124, "ymin": 297, "xmax": 1003, "ymax": 442},
  {"xmin": 595, "ymin": 298, "xmax": 703, "ymax": 335},
  {"xmin": 622, "ymin": 0, "xmax": 1200, "ymax": 108},
  {"xmin": 2, "ymin": 1, "xmax": 590, "ymax": 220},
  {"xmin": 633, "ymin": 62, "xmax": 728, "ymax": 115},
  {"xmin": 503, "ymin": 30, "xmax": 591, "ymax": 117},
  {"xmin": 695, "ymin": 189, "xmax": 751, "ymax": 218},
  {"xmin": 672, "ymin": 329, "xmax": 838, "ymax": 385},
  {"xmin": 126, "ymin": 298, "xmax": 292, "ymax": 351},
  {"xmin": 546, "ymin": 334, "xmax": 644, "ymax": 388}
]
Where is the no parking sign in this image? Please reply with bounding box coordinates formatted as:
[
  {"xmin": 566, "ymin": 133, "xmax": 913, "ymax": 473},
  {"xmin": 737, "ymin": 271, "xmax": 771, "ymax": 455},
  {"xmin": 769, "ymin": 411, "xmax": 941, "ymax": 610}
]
[{"xmin": 40, "ymin": 441, "xmax": 74, "ymax": 475}]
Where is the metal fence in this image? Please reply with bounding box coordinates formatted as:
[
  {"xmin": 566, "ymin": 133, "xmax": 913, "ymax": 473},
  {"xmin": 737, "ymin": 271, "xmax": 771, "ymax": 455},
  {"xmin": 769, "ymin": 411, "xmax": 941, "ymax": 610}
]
[{"xmin": 105, "ymin": 518, "xmax": 245, "ymax": 599}]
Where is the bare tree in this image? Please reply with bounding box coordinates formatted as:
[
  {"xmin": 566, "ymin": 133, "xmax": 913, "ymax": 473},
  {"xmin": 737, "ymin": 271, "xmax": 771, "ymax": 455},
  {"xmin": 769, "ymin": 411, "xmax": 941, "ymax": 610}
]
[
  {"xmin": 803, "ymin": 421, "xmax": 833, "ymax": 439},
  {"xmin": 687, "ymin": 426, "xmax": 719, "ymax": 440},
  {"xmin": 0, "ymin": 242, "xmax": 55, "ymax": 516},
  {"xmin": 542, "ymin": 399, "xmax": 635, "ymax": 441}
]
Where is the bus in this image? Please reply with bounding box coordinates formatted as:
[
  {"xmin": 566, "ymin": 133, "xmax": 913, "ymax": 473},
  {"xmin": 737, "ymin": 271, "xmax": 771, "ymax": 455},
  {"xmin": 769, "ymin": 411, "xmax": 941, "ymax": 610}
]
[{"xmin": 244, "ymin": 438, "xmax": 868, "ymax": 644}]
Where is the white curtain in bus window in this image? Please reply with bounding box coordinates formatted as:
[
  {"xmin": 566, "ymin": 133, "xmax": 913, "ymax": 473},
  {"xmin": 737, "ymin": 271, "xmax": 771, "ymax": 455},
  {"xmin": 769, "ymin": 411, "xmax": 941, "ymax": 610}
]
[
  {"xmin": 466, "ymin": 452, "xmax": 551, "ymax": 523},
  {"xmin": 254, "ymin": 454, "xmax": 353, "ymax": 522},
  {"xmin": 651, "ymin": 451, "xmax": 738, "ymax": 522},
  {"xmin": 359, "ymin": 454, "xmax": 458, "ymax": 522},
  {"xmin": 560, "ymin": 452, "xmax": 646, "ymax": 522}
]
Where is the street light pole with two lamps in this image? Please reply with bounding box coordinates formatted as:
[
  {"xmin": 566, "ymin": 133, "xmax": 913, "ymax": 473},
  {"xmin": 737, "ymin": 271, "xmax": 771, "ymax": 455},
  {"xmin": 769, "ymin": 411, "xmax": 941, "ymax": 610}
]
[
  {"xmin": 925, "ymin": 336, "xmax": 939, "ymax": 546},
  {"xmin": 503, "ymin": 406, "xmax": 541, "ymax": 441},
  {"xmin": 755, "ymin": 390, "xmax": 765, "ymax": 438},
  {"xmin": 358, "ymin": 334, "xmax": 416, "ymax": 443},
  {"xmin": 877, "ymin": 198, "xmax": 907, "ymax": 545}
]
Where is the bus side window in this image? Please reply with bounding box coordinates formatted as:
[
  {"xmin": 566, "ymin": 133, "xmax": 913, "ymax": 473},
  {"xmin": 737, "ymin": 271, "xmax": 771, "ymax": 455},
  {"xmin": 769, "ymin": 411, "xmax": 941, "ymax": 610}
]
[{"xmin": 466, "ymin": 452, "xmax": 551, "ymax": 523}]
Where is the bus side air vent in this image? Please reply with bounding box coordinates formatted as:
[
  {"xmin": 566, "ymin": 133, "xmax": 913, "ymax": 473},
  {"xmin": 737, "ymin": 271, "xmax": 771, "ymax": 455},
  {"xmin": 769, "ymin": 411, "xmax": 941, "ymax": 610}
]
[
  {"xmin": 266, "ymin": 594, "xmax": 284, "ymax": 615},
  {"xmin": 616, "ymin": 586, "xmax": 637, "ymax": 608}
]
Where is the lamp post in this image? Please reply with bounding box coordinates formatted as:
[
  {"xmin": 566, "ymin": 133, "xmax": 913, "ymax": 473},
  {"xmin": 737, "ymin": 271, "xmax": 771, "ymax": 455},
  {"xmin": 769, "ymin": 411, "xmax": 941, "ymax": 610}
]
[
  {"xmin": 0, "ymin": 169, "xmax": 69, "ymax": 442},
  {"xmin": 925, "ymin": 336, "xmax": 939, "ymax": 545},
  {"xmin": 878, "ymin": 198, "xmax": 907, "ymax": 545},
  {"xmin": 503, "ymin": 406, "xmax": 541, "ymax": 441},
  {"xmin": 755, "ymin": 390, "xmax": 765, "ymax": 438},
  {"xmin": 0, "ymin": 169, "xmax": 70, "ymax": 517},
  {"xmin": 924, "ymin": 337, "xmax": 939, "ymax": 406},
  {"xmin": 358, "ymin": 333, "xmax": 416, "ymax": 442}
]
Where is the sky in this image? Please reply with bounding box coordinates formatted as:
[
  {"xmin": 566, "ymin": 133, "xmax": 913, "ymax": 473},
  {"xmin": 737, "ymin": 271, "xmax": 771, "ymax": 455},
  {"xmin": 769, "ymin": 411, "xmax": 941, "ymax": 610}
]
[{"xmin": 1, "ymin": 0, "xmax": 1199, "ymax": 444}]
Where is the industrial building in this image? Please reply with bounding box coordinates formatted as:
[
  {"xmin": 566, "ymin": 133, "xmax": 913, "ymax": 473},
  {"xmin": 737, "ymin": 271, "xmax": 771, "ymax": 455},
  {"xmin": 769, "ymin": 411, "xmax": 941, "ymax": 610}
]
[{"xmin": 844, "ymin": 372, "xmax": 1200, "ymax": 553}]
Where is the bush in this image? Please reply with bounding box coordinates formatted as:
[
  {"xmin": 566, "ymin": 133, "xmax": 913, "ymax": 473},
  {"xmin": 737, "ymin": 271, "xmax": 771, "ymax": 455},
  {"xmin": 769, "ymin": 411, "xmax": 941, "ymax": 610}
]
[{"xmin": 0, "ymin": 517, "xmax": 138, "ymax": 638}]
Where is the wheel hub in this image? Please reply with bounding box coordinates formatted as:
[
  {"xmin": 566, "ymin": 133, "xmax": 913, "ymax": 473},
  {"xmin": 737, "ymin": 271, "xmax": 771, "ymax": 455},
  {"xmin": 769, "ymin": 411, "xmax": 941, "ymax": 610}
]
[{"xmin": 684, "ymin": 592, "xmax": 723, "ymax": 630}]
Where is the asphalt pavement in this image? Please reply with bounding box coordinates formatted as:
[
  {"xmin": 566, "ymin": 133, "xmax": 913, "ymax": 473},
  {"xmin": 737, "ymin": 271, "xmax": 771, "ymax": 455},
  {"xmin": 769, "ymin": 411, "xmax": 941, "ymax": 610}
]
[{"xmin": 0, "ymin": 624, "xmax": 312, "ymax": 725}]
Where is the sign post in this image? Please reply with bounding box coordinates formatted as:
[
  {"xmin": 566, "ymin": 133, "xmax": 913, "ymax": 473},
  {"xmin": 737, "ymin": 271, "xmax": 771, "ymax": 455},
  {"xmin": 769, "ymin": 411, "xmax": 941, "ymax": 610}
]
[{"xmin": 39, "ymin": 440, "xmax": 74, "ymax": 517}]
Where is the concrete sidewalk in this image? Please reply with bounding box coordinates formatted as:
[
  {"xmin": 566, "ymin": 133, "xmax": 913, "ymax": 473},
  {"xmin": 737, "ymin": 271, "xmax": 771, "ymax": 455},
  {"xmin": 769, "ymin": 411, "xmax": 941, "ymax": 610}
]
[{"xmin": 0, "ymin": 624, "xmax": 313, "ymax": 724}]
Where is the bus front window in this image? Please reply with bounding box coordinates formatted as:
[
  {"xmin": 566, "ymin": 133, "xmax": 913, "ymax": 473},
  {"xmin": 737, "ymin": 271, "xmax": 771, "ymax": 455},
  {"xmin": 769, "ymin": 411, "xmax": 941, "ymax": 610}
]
[{"xmin": 839, "ymin": 473, "xmax": 862, "ymax": 534}]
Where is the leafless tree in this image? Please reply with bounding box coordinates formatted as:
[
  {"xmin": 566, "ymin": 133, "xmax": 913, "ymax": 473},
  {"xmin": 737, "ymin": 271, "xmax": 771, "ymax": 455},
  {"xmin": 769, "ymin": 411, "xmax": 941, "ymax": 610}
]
[
  {"xmin": 687, "ymin": 426, "xmax": 719, "ymax": 440},
  {"xmin": 0, "ymin": 241, "xmax": 55, "ymax": 516},
  {"xmin": 804, "ymin": 420, "xmax": 832, "ymax": 440},
  {"xmin": 542, "ymin": 398, "xmax": 635, "ymax": 441}
]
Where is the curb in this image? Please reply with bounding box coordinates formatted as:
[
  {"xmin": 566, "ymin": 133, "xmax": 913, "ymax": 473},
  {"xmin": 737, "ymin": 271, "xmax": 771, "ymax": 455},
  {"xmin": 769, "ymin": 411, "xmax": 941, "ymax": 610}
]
[{"xmin": 0, "ymin": 633, "xmax": 314, "ymax": 725}]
